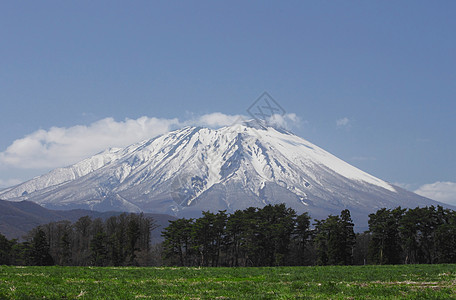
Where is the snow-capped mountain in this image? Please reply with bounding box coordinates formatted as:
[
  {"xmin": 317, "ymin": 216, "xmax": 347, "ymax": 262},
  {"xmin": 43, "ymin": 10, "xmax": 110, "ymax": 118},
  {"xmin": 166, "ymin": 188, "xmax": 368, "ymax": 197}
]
[{"xmin": 0, "ymin": 121, "xmax": 446, "ymax": 228}]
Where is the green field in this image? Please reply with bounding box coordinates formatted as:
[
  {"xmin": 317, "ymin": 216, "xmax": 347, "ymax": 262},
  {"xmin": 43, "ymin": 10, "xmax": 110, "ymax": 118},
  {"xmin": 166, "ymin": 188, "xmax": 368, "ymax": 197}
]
[{"xmin": 0, "ymin": 264, "xmax": 455, "ymax": 299}]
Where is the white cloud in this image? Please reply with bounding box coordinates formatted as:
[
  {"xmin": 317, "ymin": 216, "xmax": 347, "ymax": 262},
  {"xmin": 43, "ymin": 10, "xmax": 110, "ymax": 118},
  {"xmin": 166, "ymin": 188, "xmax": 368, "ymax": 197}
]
[
  {"xmin": 415, "ymin": 182, "xmax": 456, "ymax": 206},
  {"xmin": 186, "ymin": 112, "xmax": 246, "ymax": 128},
  {"xmin": 336, "ymin": 117, "xmax": 350, "ymax": 128},
  {"xmin": 266, "ymin": 113, "xmax": 301, "ymax": 129},
  {"xmin": 185, "ymin": 112, "xmax": 302, "ymax": 130},
  {"xmin": 1, "ymin": 113, "xmax": 281, "ymax": 170},
  {"xmin": 0, "ymin": 178, "xmax": 22, "ymax": 189},
  {"xmin": 0, "ymin": 116, "xmax": 180, "ymax": 169},
  {"xmin": 392, "ymin": 182, "xmax": 417, "ymax": 191}
]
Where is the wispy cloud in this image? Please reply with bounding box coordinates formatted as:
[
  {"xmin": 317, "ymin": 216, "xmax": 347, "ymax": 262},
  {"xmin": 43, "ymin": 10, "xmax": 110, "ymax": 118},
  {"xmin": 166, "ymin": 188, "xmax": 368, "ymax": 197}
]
[
  {"xmin": 336, "ymin": 117, "xmax": 351, "ymax": 128},
  {"xmin": 267, "ymin": 113, "xmax": 301, "ymax": 130},
  {"xmin": 415, "ymin": 181, "xmax": 456, "ymax": 206},
  {"xmin": 0, "ymin": 112, "xmax": 303, "ymax": 171},
  {"xmin": 0, "ymin": 178, "xmax": 22, "ymax": 189},
  {"xmin": 0, "ymin": 117, "xmax": 179, "ymax": 169},
  {"xmin": 185, "ymin": 112, "xmax": 246, "ymax": 128},
  {"xmin": 392, "ymin": 182, "xmax": 417, "ymax": 191}
]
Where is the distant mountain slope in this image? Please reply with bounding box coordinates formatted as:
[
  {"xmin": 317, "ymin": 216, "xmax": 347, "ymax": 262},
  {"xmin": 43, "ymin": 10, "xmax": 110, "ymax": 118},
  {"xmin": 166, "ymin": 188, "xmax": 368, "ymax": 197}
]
[
  {"xmin": 0, "ymin": 121, "xmax": 450, "ymax": 230},
  {"xmin": 0, "ymin": 199, "xmax": 175, "ymax": 242}
]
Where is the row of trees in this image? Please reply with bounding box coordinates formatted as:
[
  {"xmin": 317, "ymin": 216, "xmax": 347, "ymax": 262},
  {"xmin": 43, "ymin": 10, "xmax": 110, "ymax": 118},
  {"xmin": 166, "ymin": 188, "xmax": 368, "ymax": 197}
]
[
  {"xmin": 162, "ymin": 204, "xmax": 456, "ymax": 267},
  {"xmin": 368, "ymin": 206, "xmax": 456, "ymax": 265},
  {"xmin": 162, "ymin": 204, "xmax": 305, "ymax": 266},
  {"xmin": 161, "ymin": 204, "xmax": 356, "ymax": 267},
  {"xmin": 0, "ymin": 213, "xmax": 157, "ymax": 266},
  {"xmin": 1, "ymin": 204, "xmax": 456, "ymax": 267}
]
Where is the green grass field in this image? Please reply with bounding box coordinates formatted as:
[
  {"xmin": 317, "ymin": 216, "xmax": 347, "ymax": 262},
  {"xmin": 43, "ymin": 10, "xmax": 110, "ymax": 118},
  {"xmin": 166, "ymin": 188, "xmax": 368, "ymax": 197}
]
[{"xmin": 0, "ymin": 264, "xmax": 455, "ymax": 299}]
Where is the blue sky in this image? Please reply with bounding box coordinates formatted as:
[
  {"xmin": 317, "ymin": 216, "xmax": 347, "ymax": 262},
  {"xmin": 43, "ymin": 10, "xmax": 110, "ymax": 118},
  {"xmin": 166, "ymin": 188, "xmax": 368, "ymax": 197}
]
[{"xmin": 1, "ymin": 1, "xmax": 455, "ymax": 203}]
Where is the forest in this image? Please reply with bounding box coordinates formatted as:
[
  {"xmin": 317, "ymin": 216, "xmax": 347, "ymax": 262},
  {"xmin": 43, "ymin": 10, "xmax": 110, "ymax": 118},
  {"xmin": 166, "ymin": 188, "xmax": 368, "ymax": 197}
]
[
  {"xmin": 1, "ymin": 204, "xmax": 456, "ymax": 267},
  {"xmin": 0, "ymin": 213, "xmax": 158, "ymax": 266}
]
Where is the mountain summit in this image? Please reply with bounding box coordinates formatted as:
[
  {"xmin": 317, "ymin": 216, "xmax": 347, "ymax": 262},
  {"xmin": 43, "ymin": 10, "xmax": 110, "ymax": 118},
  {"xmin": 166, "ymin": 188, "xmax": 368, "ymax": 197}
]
[{"xmin": 0, "ymin": 121, "xmax": 445, "ymax": 228}]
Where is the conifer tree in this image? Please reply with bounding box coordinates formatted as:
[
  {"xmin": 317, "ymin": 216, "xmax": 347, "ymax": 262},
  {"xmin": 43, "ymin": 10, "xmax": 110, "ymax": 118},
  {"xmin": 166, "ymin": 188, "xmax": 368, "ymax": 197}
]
[
  {"xmin": 0, "ymin": 233, "xmax": 12, "ymax": 265},
  {"xmin": 31, "ymin": 227, "xmax": 54, "ymax": 266}
]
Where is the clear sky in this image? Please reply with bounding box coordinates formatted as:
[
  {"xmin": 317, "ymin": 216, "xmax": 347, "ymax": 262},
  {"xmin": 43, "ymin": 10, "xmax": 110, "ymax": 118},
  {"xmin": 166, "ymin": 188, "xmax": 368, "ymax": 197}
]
[{"xmin": 1, "ymin": 1, "xmax": 455, "ymax": 204}]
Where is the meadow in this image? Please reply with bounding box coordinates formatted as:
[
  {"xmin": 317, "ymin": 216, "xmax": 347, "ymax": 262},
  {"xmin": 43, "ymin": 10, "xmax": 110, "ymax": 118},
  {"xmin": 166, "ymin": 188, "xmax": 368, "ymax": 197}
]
[{"xmin": 0, "ymin": 264, "xmax": 455, "ymax": 299}]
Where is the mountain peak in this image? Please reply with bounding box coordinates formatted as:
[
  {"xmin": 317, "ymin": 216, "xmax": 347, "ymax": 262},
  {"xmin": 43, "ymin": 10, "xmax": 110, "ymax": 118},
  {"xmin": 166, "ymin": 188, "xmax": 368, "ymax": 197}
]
[
  {"xmin": 0, "ymin": 123, "xmax": 446, "ymax": 229},
  {"xmin": 229, "ymin": 119, "xmax": 292, "ymax": 135}
]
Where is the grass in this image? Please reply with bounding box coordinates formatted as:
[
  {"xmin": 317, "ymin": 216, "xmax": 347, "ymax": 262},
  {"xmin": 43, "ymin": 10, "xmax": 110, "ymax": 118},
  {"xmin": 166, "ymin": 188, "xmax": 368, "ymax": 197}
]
[{"xmin": 0, "ymin": 264, "xmax": 455, "ymax": 299}]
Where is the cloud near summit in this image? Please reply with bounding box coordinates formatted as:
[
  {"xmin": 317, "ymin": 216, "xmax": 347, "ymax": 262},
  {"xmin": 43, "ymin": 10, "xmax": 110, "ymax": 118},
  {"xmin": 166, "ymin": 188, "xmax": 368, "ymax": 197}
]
[
  {"xmin": 415, "ymin": 182, "xmax": 456, "ymax": 206},
  {"xmin": 0, "ymin": 116, "xmax": 178, "ymax": 169},
  {"xmin": 0, "ymin": 113, "xmax": 300, "ymax": 170}
]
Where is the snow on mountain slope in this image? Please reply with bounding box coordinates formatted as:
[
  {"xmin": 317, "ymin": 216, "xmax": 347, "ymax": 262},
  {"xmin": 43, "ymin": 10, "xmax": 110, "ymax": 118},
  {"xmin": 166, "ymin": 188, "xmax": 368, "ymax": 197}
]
[
  {"xmin": 1, "ymin": 147, "xmax": 125, "ymax": 199},
  {"xmin": 0, "ymin": 121, "xmax": 446, "ymax": 228}
]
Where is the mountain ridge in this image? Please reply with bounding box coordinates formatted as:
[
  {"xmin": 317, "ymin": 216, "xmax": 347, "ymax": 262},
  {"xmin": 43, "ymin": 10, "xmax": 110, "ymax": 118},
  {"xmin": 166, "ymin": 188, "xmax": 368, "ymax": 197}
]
[{"xmin": 0, "ymin": 121, "xmax": 449, "ymax": 229}]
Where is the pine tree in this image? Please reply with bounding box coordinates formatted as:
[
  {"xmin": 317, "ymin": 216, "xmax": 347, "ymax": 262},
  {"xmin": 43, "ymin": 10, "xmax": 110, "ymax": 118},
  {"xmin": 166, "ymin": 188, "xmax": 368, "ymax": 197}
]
[
  {"xmin": 90, "ymin": 231, "xmax": 108, "ymax": 266},
  {"xmin": 292, "ymin": 212, "xmax": 312, "ymax": 265},
  {"xmin": 0, "ymin": 233, "xmax": 12, "ymax": 265},
  {"xmin": 162, "ymin": 218, "xmax": 194, "ymax": 266},
  {"xmin": 314, "ymin": 209, "xmax": 355, "ymax": 265},
  {"xmin": 31, "ymin": 228, "xmax": 54, "ymax": 266},
  {"xmin": 368, "ymin": 207, "xmax": 404, "ymax": 264}
]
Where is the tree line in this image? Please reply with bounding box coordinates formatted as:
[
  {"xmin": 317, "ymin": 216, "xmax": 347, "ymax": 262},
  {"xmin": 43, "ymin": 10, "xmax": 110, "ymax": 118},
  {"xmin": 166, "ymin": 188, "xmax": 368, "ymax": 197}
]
[
  {"xmin": 368, "ymin": 206, "xmax": 456, "ymax": 264},
  {"xmin": 1, "ymin": 204, "xmax": 456, "ymax": 267},
  {"xmin": 161, "ymin": 204, "xmax": 456, "ymax": 267},
  {"xmin": 161, "ymin": 204, "xmax": 354, "ymax": 267},
  {"xmin": 0, "ymin": 213, "xmax": 158, "ymax": 266}
]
